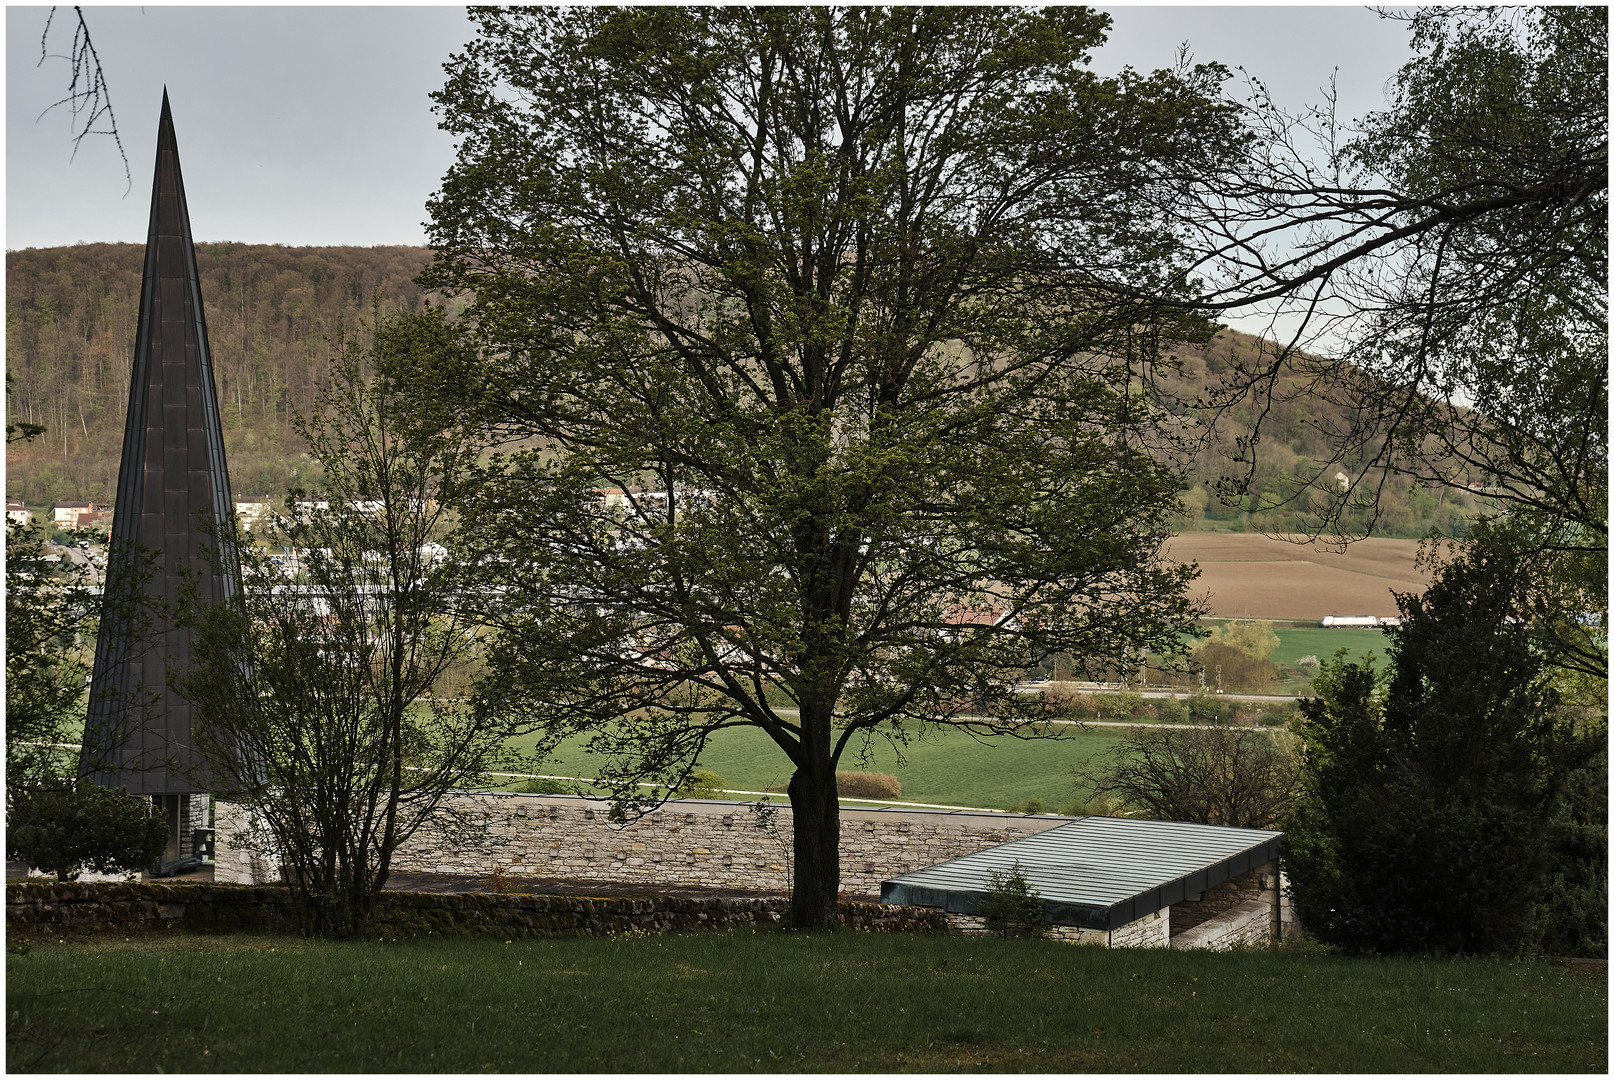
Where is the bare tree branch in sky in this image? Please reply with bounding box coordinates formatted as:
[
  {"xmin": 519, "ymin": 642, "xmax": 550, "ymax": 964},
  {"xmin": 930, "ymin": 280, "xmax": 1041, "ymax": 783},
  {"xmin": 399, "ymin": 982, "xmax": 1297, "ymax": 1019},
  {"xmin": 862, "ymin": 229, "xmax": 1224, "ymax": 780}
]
[{"xmin": 37, "ymin": 5, "xmax": 131, "ymax": 195}]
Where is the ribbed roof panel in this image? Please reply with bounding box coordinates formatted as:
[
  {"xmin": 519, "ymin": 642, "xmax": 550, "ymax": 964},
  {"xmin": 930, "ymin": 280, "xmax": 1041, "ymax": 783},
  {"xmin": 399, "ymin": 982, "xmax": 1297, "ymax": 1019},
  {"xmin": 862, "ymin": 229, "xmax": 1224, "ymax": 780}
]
[{"xmin": 880, "ymin": 817, "xmax": 1284, "ymax": 930}]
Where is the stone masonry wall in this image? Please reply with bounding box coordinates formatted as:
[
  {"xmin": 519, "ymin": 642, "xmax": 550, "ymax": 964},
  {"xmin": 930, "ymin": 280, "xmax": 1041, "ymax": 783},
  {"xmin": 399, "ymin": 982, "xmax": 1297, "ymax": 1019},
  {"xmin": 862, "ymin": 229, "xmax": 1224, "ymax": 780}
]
[
  {"xmin": 941, "ymin": 907, "xmax": 1168, "ymax": 948},
  {"xmin": 1168, "ymin": 861, "xmax": 1280, "ymax": 944},
  {"xmin": 1170, "ymin": 900, "xmax": 1272, "ymax": 951},
  {"xmin": 379, "ymin": 794, "xmax": 1066, "ymax": 897},
  {"xmin": 212, "ymin": 800, "xmax": 280, "ymax": 885}
]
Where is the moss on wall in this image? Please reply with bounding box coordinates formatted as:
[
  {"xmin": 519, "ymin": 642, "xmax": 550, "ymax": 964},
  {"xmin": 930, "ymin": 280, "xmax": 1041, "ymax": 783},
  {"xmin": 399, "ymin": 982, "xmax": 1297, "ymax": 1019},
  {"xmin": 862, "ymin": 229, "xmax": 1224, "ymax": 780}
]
[{"xmin": 5, "ymin": 881, "xmax": 948, "ymax": 940}]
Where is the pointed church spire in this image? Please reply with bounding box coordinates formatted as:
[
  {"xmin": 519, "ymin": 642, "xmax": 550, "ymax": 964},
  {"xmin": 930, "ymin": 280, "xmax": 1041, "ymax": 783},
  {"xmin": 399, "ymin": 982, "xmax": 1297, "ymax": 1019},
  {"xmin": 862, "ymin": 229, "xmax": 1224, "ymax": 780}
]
[{"xmin": 82, "ymin": 93, "xmax": 238, "ymax": 797}]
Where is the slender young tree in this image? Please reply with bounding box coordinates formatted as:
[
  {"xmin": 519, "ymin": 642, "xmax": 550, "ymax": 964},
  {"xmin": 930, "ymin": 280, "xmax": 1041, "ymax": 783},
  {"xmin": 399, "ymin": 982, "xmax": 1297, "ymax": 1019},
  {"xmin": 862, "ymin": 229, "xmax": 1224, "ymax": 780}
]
[
  {"xmin": 179, "ymin": 312, "xmax": 530, "ymax": 938},
  {"xmin": 418, "ymin": 6, "xmax": 1243, "ymax": 928}
]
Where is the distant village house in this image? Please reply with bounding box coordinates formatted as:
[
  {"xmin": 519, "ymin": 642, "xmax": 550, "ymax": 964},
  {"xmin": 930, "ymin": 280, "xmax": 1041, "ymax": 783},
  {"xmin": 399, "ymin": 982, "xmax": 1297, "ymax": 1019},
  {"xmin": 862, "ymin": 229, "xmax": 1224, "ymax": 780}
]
[{"xmin": 52, "ymin": 501, "xmax": 111, "ymax": 530}]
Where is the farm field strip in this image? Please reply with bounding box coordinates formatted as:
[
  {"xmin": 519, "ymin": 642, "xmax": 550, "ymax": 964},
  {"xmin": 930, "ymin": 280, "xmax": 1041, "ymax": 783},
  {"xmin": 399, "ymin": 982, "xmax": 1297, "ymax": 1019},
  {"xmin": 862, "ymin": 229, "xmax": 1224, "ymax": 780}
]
[{"xmin": 1163, "ymin": 533, "xmax": 1434, "ymax": 620}]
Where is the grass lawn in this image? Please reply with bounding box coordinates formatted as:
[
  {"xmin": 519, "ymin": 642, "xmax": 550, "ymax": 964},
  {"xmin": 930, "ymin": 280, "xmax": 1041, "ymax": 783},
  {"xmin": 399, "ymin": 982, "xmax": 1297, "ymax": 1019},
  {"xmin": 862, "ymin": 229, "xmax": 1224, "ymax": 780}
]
[
  {"xmin": 504, "ymin": 723, "xmax": 1129, "ymax": 812},
  {"xmin": 7, "ymin": 930, "xmax": 1604, "ymax": 1073}
]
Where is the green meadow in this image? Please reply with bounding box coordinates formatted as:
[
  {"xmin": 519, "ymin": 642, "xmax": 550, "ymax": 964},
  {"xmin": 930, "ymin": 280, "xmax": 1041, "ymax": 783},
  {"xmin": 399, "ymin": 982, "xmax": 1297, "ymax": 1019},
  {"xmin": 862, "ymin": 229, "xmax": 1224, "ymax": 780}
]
[
  {"xmin": 505, "ymin": 722, "xmax": 1129, "ymax": 813},
  {"xmin": 7, "ymin": 931, "xmax": 1604, "ymax": 1073}
]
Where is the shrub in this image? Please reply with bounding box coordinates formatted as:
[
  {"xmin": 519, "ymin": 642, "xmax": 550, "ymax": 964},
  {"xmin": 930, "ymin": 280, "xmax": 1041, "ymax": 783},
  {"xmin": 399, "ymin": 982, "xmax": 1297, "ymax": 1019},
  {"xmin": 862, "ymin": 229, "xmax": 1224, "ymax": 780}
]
[
  {"xmin": 1095, "ymin": 691, "xmax": 1144, "ymax": 721},
  {"xmin": 518, "ymin": 778, "xmax": 573, "ymax": 795},
  {"xmin": 1073, "ymin": 725, "xmax": 1302, "ymax": 829},
  {"xmin": 977, "ymin": 862, "xmax": 1045, "ymax": 939},
  {"xmin": 1287, "ymin": 545, "xmax": 1594, "ymax": 956},
  {"xmin": 1157, "ymin": 698, "xmax": 1190, "ymax": 724},
  {"xmin": 7, "ymin": 785, "xmax": 168, "ymax": 881},
  {"xmin": 1062, "ymin": 792, "xmax": 1123, "ymax": 818},
  {"xmin": 675, "ymin": 769, "xmax": 725, "ymax": 797},
  {"xmin": 835, "ymin": 771, "xmax": 900, "ymax": 799}
]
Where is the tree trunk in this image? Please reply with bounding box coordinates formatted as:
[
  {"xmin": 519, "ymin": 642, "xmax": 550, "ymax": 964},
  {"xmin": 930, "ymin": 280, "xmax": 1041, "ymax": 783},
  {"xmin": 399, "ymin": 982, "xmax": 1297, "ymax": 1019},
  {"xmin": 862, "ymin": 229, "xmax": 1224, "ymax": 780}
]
[{"xmin": 787, "ymin": 761, "xmax": 841, "ymax": 930}]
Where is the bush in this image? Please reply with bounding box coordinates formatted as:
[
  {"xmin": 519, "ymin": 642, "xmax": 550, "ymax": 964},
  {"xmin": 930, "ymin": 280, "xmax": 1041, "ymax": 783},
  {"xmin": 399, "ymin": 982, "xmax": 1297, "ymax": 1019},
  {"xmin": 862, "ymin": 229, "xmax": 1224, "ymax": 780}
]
[
  {"xmin": 977, "ymin": 862, "xmax": 1045, "ymax": 939},
  {"xmin": 1185, "ymin": 690, "xmax": 1236, "ymax": 725},
  {"xmin": 7, "ymin": 785, "xmax": 168, "ymax": 881},
  {"xmin": 518, "ymin": 778, "xmax": 573, "ymax": 795},
  {"xmin": 1286, "ymin": 546, "xmax": 1593, "ymax": 956},
  {"xmin": 1062, "ymin": 792, "xmax": 1123, "ymax": 818},
  {"xmin": 1073, "ymin": 725, "xmax": 1302, "ymax": 829},
  {"xmin": 1157, "ymin": 698, "xmax": 1190, "ymax": 724},
  {"xmin": 675, "ymin": 769, "xmax": 725, "ymax": 797},
  {"xmin": 835, "ymin": 771, "xmax": 900, "ymax": 799},
  {"xmin": 1193, "ymin": 621, "xmax": 1281, "ymax": 691}
]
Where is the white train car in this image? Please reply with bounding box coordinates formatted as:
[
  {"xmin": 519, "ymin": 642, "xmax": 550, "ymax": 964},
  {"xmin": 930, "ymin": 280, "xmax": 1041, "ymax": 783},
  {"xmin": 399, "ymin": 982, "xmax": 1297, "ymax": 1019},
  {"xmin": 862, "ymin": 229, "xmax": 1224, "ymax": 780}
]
[{"xmin": 1321, "ymin": 615, "xmax": 1403, "ymax": 628}]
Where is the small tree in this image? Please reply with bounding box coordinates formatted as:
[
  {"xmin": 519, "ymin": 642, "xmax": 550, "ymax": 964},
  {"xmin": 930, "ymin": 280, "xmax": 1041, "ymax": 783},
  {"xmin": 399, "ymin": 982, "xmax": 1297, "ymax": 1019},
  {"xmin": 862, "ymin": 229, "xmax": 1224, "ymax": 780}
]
[
  {"xmin": 977, "ymin": 862, "xmax": 1045, "ymax": 939},
  {"xmin": 1192, "ymin": 621, "xmax": 1281, "ymax": 693},
  {"xmin": 178, "ymin": 313, "xmax": 537, "ymax": 938},
  {"xmin": 1074, "ymin": 724, "xmax": 1302, "ymax": 829},
  {"xmin": 8, "ymin": 785, "xmax": 167, "ymax": 881}
]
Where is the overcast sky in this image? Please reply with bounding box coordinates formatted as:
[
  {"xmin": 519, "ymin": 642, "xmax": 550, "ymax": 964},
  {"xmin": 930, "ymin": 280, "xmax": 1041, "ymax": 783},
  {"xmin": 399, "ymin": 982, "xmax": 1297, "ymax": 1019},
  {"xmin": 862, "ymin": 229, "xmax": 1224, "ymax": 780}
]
[{"xmin": 5, "ymin": 5, "xmax": 1414, "ymax": 251}]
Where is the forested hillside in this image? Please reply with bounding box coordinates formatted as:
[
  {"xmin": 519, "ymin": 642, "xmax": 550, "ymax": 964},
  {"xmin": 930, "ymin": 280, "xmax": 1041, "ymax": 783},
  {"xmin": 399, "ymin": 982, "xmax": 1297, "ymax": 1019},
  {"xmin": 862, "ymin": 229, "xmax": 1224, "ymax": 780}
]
[
  {"xmin": 6, "ymin": 243, "xmax": 443, "ymax": 502},
  {"xmin": 6, "ymin": 243, "xmax": 1484, "ymax": 536}
]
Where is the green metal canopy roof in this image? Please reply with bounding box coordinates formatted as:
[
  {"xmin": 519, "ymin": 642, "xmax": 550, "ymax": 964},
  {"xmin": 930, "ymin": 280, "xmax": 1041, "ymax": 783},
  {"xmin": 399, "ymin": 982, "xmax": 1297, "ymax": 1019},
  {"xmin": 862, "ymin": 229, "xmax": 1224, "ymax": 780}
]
[{"xmin": 880, "ymin": 816, "xmax": 1284, "ymax": 931}]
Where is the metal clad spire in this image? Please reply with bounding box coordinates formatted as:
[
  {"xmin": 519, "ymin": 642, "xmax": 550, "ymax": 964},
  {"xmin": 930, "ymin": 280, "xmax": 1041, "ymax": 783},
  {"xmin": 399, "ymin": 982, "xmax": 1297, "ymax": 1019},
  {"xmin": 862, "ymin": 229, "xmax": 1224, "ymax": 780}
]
[{"xmin": 82, "ymin": 91, "xmax": 238, "ymax": 794}]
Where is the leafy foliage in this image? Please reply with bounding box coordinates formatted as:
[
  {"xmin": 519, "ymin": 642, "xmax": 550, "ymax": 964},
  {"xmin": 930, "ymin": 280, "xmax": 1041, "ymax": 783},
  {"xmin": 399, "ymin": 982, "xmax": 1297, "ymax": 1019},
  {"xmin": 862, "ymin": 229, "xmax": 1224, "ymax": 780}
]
[
  {"xmin": 1285, "ymin": 544, "xmax": 1601, "ymax": 955},
  {"xmin": 5, "ymin": 521, "xmax": 96, "ymax": 796},
  {"xmin": 675, "ymin": 770, "xmax": 726, "ymax": 798},
  {"xmin": 418, "ymin": 6, "xmax": 1242, "ymax": 928},
  {"xmin": 176, "ymin": 312, "xmax": 533, "ymax": 938},
  {"xmin": 1193, "ymin": 620, "xmax": 1281, "ymax": 692},
  {"xmin": 977, "ymin": 862, "xmax": 1046, "ymax": 939},
  {"xmin": 7, "ymin": 784, "xmax": 167, "ymax": 881}
]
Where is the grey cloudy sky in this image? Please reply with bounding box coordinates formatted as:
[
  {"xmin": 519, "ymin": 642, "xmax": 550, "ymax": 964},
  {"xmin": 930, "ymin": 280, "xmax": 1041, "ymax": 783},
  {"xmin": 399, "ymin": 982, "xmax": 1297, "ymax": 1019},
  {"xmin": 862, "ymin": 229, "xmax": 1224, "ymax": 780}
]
[{"xmin": 5, "ymin": 5, "xmax": 1413, "ymax": 251}]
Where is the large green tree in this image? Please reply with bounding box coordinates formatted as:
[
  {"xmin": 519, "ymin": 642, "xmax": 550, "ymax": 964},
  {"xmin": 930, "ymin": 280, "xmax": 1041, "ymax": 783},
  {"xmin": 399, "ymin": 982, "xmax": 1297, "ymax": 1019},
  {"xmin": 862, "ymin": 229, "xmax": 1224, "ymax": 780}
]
[
  {"xmin": 1286, "ymin": 544, "xmax": 1601, "ymax": 956},
  {"xmin": 418, "ymin": 6, "xmax": 1243, "ymax": 928}
]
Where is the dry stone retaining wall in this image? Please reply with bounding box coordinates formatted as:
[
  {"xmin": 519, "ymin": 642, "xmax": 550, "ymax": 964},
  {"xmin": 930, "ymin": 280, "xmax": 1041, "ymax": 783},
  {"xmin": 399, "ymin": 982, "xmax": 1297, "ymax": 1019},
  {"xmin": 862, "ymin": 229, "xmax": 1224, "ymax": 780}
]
[
  {"xmin": 5, "ymin": 881, "xmax": 948, "ymax": 939},
  {"xmin": 1170, "ymin": 900, "xmax": 1272, "ymax": 950},
  {"xmin": 943, "ymin": 907, "xmax": 1170, "ymax": 947},
  {"xmin": 1168, "ymin": 861, "xmax": 1285, "ymax": 944},
  {"xmin": 219, "ymin": 794, "xmax": 1067, "ymax": 896}
]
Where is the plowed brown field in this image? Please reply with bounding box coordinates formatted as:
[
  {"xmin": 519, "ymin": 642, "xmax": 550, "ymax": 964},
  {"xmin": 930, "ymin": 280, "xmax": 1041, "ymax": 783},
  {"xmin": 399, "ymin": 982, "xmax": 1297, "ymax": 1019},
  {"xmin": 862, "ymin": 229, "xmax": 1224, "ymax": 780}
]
[{"xmin": 1163, "ymin": 533, "xmax": 1437, "ymax": 620}]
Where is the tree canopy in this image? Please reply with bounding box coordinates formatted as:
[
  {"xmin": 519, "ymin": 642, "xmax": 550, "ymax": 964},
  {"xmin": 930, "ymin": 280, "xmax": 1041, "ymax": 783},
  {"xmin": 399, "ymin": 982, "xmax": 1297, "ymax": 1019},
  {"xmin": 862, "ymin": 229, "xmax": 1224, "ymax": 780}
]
[
  {"xmin": 420, "ymin": 5, "xmax": 1244, "ymax": 927},
  {"xmin": 1286, "ymin": 543, "xmax": 1602, "ymax": 955},
  {"xmin": 1184, "ymin": 7, "xmax": 1606, "ymax": 569}
]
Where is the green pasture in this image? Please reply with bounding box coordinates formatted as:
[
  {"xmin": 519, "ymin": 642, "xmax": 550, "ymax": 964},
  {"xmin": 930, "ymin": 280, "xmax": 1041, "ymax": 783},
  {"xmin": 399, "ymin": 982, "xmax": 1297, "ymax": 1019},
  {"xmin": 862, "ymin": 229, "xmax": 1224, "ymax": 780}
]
[
  {"xmin": 504, "ymin": 722, "xmax": 1127, "ymax": 813},
  {"xmin": 1266, "ymin": 626, "xmax": 1389, "ymax": 669},
  {"xmin": 7, "ymin": 931, "xmax": 1604, "ymax": 1073}
]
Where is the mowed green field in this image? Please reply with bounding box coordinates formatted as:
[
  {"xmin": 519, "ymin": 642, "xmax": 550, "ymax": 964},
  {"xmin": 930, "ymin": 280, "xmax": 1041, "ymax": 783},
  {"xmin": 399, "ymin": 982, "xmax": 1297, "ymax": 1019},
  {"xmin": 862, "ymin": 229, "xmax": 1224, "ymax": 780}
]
[
  {"xmin": 508, "ymin": 722, "xmax": 1128, "ymax": 813},
  {"xmin": 8, "ymin": 932, "xmax": 1605, "ymax": 1074}
]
